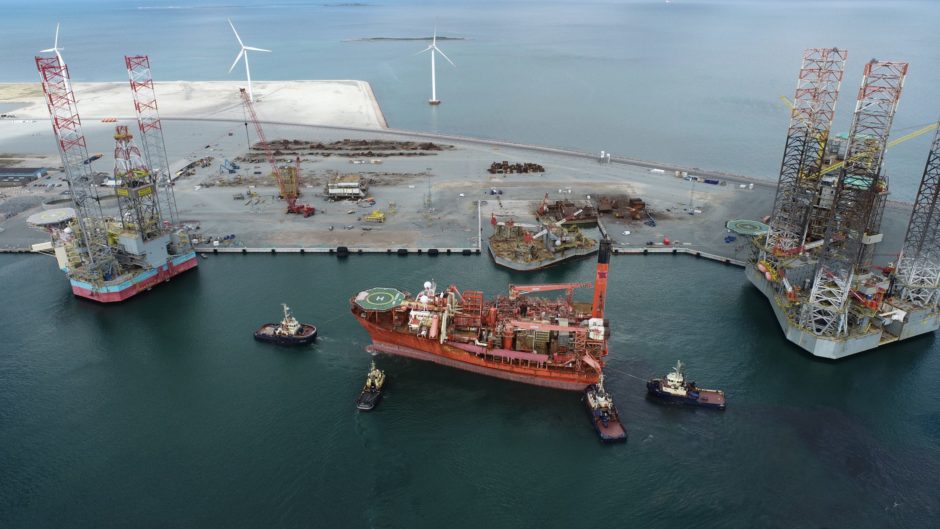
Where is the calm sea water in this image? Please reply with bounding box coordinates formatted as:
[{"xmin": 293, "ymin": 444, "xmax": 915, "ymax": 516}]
[
  {"xmin": 1, "ymin": 0, "xmax": 939, "ymax": 200},
  {"xmin": 1, "ymin": 253, "xmax": 939, "ymax": 527}
]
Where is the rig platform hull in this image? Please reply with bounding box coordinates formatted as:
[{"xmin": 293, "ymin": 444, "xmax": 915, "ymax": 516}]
[
  {"xmin": 69, "ymin": 251, "xmax": 198, "ymax": 303},
  {"xmin": 746, "ymin": 264, "xmax": 940, "ymax": 359},
  {"xmin": 487, "ymin": 241, "xmax": 597, "ymax": 271}
]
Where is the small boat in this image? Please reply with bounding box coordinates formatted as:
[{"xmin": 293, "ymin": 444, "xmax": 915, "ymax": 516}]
[
  {"xmin": 253, "ymin": 303, "xmax": 317, "ymax": 345},
  {"xmin": 584, "ymin": 375, "xmax": 627, "ymax": 443},
  {"xmin": 356, "ymin": 361, "xmax": 386, "ymax": 411},
  {"xmin": 200, "ymin": 253, "xmax": 208, "ymax": 259},
  {"xmin": 647, "ymin": 360, "xmax": 725, "ymax": 409}
]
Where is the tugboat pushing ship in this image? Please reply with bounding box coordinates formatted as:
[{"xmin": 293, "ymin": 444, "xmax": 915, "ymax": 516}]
[
  {"xmin": 351, "ymin": 239, "xmax": 616, "ymax": 391},
  {"xmin": 647, "ymin": 361, "xmax": 726, "ymax": 410},
  {"xmin": 584, "ymin": 374, "xmax": 627, "ymax": 442},
  {"xmin": 356, "ymin": 361, "xmax": 386, "ymax": 411},
  {"xmin": 254, "ymin": 304, "xmax": 318, "ymax": 345}
]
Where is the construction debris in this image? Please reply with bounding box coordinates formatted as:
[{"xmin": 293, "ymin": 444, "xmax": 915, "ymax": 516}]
[
  {"xmin": 487, "ymin": 161, "xmax": 545, "ymax": 174},
  {"xmin": 238, "ymin": 139, "xmax": 454, "ymax": 164},
  {"xmin": 596, "ymin": 195, "xmax": 647, "ymax": 220},
  {"xmin": 536, "ymin": 195, "xmax": 598, "ymax": 225}
]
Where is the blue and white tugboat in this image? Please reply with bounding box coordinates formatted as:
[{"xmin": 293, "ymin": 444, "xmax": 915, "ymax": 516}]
[
  {"xmin": 584, "ymin": 375, "xmax": 627, "ymax": 443},
  {"xmin": 254, "ymin": 304, "xmax": 318, "ymax": 345},
  {"xmin": 647, "ymin": 361, "xmax": 725, "ymax": 410}
]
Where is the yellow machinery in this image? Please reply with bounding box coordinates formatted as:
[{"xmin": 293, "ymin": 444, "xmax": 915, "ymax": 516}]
[{"xmin": 363, "ymin": 210, "xmax": 386, "ymax": 223}]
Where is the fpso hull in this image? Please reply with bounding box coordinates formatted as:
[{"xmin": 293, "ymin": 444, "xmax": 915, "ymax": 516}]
[
  {"xmin": 357, "ymin": 317, "xmax": 597, "ymax": 391},
  {"xmin": 69, "ymin": 251, "xmax": 198, "ymax": 303}
]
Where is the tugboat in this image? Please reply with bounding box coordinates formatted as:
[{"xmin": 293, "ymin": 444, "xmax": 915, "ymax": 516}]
[
  {"xmin": 356, "ymin": 361, "xmax": 386, "ymax": 411},
  {"xmin": 253, "ymin": 304, "xmax": 318, "ymax": 345},
  {"xmin": 584, "ymin": 374, "xmax": 627, "ymax": 443},
  {"xmin": 647, "ymin": 361, "xmax": 726, "ymax": 409}
]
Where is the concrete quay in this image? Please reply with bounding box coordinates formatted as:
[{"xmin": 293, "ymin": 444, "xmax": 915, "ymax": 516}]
[{"xmin": 0, "ymin": 80, "xmax": 914, "ymax": 272}]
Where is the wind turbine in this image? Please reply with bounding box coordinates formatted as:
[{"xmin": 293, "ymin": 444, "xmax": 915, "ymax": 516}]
[
  {"xmin": 40, "ymin": 23, "xmax": 70, "ymax": 91},
  {"xmin": 227, "ymin": 19, "xmax": 270, "ymax": 102},
  {"xmin": 418, "ymin": 27, "xmax": 455, "ymax": 105}
]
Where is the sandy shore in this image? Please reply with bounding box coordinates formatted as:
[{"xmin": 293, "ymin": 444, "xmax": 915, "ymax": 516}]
[{"xmin": 0, "ymin": 80, "xmax": 387, "ymax": 129}]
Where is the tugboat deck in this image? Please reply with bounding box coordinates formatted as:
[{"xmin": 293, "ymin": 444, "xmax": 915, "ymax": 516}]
[
  {"xmin": 696, "ymin": 389, "xmax": 725, "ymax": 408},
  {"xmin": 255, "ymin": 323, "xmax": 317, "ymax": 337},
  {"xmin": 594, "ymin": 418, "xmax": 627, "ymax": 442}
]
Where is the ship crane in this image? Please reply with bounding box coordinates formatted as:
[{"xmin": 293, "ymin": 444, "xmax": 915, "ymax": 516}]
[
  {"xmin": 509, "ymin": 282, "xmax": 591, "ymax": 304},
  {"xmin": 238, "ymin": 88, "xmax": 315, "ymax": 217},
  {"xmin": 532, "ymin": 209, "xmax": 582, "ymax": 240},
  {"xmin": 537, "ymin": 193, "xmax": 550, "ymax": 215}
]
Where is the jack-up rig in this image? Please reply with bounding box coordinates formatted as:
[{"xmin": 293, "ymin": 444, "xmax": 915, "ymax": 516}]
[
  {"xmin": 29, "ymin": 55, "xmax": 197, "ymax": 302},
  {"xmin": 749, "ymin": 48, "xmax": 940, "ymax": 358}
]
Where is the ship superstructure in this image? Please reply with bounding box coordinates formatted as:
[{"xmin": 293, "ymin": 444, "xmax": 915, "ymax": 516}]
[
  {"xmin": 749, "ymin": 49, "xmax": 940, "ymax": 358},
  {"xmin": 31, "ymin": 55, "xmax": 196, "ymax": 302},
  {"xmin": 352, "ymin": 240, "xmax": 614, "ymax": 390}
]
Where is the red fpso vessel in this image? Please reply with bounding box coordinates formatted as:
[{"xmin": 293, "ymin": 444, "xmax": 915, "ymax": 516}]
[{"xmin": 350, "ymin": 240, "xmax": 613, "ymax": 391}]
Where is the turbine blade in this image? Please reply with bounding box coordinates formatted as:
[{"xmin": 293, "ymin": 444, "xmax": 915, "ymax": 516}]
[
  {"xmin": 415, "ymin": 45, "xmax": 433, "ymax": 55},
  {"xmin": 244, "ymin": 46, "xmax": 271, "ymax": 52},
  {"xmin": 228, "ymin": 49, "xmax": 244, "ymax": 73},
  {"xmin": 435, "ymin": 47, "xmax": 455, "ymax": 67},
  {"xmin": 433, "ymin": 25, "xmax": 437, "ymax": 45},
  {"xmin": 40, "ymin": 48, "xmax": 55, "ymax": 53},
  {"xmin": 54, "ymin": 22, "xmax": 60, "ymax": 49},
  {"xmin": 228, "ymin": 19, "xmax": 244, "ymax": 47}
]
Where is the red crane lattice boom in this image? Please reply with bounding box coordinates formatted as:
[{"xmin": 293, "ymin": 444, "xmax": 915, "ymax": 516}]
[{"xmin": 238, "ymin": 88, "xmax": 314, "ymax": 217}]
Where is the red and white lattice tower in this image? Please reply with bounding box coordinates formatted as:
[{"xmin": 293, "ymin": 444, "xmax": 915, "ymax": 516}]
[
  {"xmin": 35, "ymin": 55, "xmax": 118, "ymax": 282},
  {"xmin": 762, "ymin": 48, "xmax": 847, "ymax": 260},
  {"xmin": 800, "ymin": 60, "xmax": 908, "ymax": 336},
  {"xmin": 125, "ymin": 55, "xmax": 179, "ymax": 227}
]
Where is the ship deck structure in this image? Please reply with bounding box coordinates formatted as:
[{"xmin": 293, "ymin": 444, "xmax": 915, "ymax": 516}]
[
  {"xmin": 487, "ymin": 214, "xmax": 597, "ymax": 271},
  {"xmin": 352, "ymin": 240, "xmax": 615, "ymax": 391}
]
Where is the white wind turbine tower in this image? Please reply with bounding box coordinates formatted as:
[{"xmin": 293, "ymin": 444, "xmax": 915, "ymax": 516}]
[
  {"xmin": 418, "ymin": 27, "xmax": 455, "ymax": 105},
  {"xmin": 40, "ymin": 23, "xmax": 70, "ymax": 91},
  {"xmin": 227, "ymin": 19, "xmax": 271, "ymax": 102}
]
